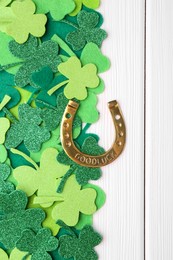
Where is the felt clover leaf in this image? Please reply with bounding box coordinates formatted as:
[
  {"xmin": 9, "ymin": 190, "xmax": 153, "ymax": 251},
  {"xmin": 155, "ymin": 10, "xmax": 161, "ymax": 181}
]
[
  {"xmin": 5, "ymin": 103, "xmax": 50, "ymax": 152},
  {"xmin": 41, "ymin": 93, "xmax": 82, "ymax": 131},
  {"xmin": 0, "ymin": 163, "xmax": 14, "ymax": 194},
  {"xmin": 70, "ymin": 0, "xmax": 100, "ymax": 16},
  {"xmin": 0, "ymin": 190, "xmax": 45, "ymax": 249},
  {"xmin": 0, "ymin": 118, "xmax": 10, "ymax": 163},
  {"xmin": 66, "ymin": 11, "xmax": 107, "ymax": 51},
  {"xmin": 5, "ymin": 0, "xmax": 47, "ymax": 44},
  {"xmin": 58, "ymin": 56, "xmax": 99, "ymax": 100},
  {"xmin": 16, "ymin": 228, "xmax": 59, "ymax": 260},
  {"xmin": 57, "ymin": 136, "xmax": 105, "ymax": 193},
  {"xmin": 13, "ymin": 148, "xmax": 69, "ymax": 207},
  {"xmin": 9, "ymin": 36, "xmax": 61, "ymax": 87},
  {"xmin": 52, "ymin": 175, "xmax": 97, "ymax": 226},
  {"xmin": 33, "ymin": 0, "xmax": 75, "ymax": 21},
  {"xmin": 0, "ymin": 248, "xmax": 31, "ymax": 260},
  {"xmin": 58, "ymin": 225, "xmax": 102, "ymax": 260}
]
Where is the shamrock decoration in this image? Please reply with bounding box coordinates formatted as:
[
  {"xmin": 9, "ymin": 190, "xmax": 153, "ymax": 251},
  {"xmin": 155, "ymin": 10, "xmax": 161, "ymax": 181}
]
[
  {"xmin": 58, "ymin": 56, "xmax": 99, "ymax": 100},
  {"xmin": 70, "ymin": 0, "xmax": 100, "ymax": 16},
  {"xmin": 58, "ymin": 225, "xmax": 102, "ymax": 260},
  {"xmin": 33, "ymin": 0, "xmax": 75, "ymax": 21},
  {"xmin": 0, "ymin": 0, "xmax": 47, "ymax": 44},
  {"xmin": 40, "ymin": 92, "xmax": 82, "ymax": 131},
  {"xmin": 9, "ymin": 36, "xmax": 61, "ymax": 87},
  {"xmin": 66, "ymin": 11, "xmax": 107, "ymax": 51},
  {"xmin": 0, "ymin": 248, "xmax": 31, "ymax": 260},
  {"xmin": 0, "ymin": 163, "xmax": 14, "ymax": 194},
  {"xmin": 16, "ymin": 228, "xmax": 59, "ymax": 260},
  {"xmin": 0, "ymin": 190, "xmax": 45, "ymax": 248},
  {"xmin": 5, "ymin": 103, "xmax": 50, "ymax": 152},
  {"xmin": 0, "ymin": 118, "xmax": 10, "ymax": 163},
  {"xmin": 57, "ymin": 136, "xmax": 105, "ymax": 193},
  {"xmin": 52, "ymin": 175, "xmax": 97, "ymax": 226},
  {"xmin": 13, "ymin": 148, "xmax": 69, "ymax": 207}
]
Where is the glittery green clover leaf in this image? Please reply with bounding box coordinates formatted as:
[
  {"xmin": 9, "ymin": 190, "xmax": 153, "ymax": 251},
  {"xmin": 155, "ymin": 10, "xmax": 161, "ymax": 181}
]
[
  {"xmin": 0, "ymin": 190, "xmax": 45, "ymax": 249},
  {"xmin": 52, "ymin": 175, "xmax": 97, "ymax": 226},
  {"xmin": 0, "ymin": 163, "xmax": 14, "ymax": 194},
  {"xmin": 57, "ymin": 56, "xmax": 99, "ymax": 100},
  {"xmin": 9, "ymin": 36, "xmax": 61, "ymax": 87},
  {"xmin": 5, "ymin": 104, "xmax": 50, "ymax": 152},
  {"xmin": 0, "ymin": 118, "xmax": 10, "ymax": 163},
  {"xmin": 13, "ymin": 148, "xmax": 69, "ymax": 208},
  {"xmin": 66, "ymin": 11, "xmax": 107, "ymax": 51},
  {"xmin": 70, "ymin": 0, "xmax": 100, "ymax": 16},
  {"xmin": 58, "ymin": 224, "xmax": 102, "ymax": 260},
  {"xmin": 16, "ymin": 228, "xmax": 59, "ymax": 260},
  {"xmin": 41, "ymin": 93, "xmax": 82, "ymax": 132},
  {"xmin": 4, "ymin": 0, "xmax": 47, "ymax": 44},
  {"xmin": 33, "ymin": 0, "xmax": 75, "ymax": 21},
  {"xmin": 57, "ymin": 136, "xmax": 104, "ymax": 193}
]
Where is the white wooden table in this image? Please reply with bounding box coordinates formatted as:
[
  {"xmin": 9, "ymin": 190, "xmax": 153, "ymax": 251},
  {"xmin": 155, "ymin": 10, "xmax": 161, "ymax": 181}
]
[{"xmin": 90, "ymin": 1, "xmax": 173, "ymax": 259}]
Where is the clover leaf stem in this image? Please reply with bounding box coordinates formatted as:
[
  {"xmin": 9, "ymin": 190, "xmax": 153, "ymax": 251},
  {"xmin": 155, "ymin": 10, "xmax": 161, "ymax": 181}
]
[
  {"xmin": 27, "ymin": 89, "xmax": 38, "ymax": 105},
  {"xmin": 35, "ymin": 99, "xmax": 57, "ymax": 110},
  {"xmin": 60, "ymin": 19, "xmax": 79, "ymax": 29},
  {"xmin": 11, "ymin": 148, "xmax": 39, "ymax": 170},
  {"xmin": 2, "ymin": 107, "xmax": 18, "ymax": 123},
  {"xmin": 52, "ymin": 35, "xmax": 76, "ymax": 57},
  {"xmin": 0, "ymin": 61, "xmax": 24, "ymax": 71},
  {"xmin": 48, "ymin": 80, "xmax": 69, "ymax": 96},
  {"xmin": 57, "ymin": 165, "xmax": 76, "ymax": 193}
]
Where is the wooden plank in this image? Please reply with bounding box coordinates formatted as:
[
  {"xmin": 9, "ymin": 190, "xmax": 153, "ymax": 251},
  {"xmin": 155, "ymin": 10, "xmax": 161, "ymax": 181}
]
[
  {"xmin": 146, "ymin": 1, "xmax": 173, "ymax": 259},
  {"xmin": 89, "ymin": 1, "xmax": 145, "ymax": 259}
]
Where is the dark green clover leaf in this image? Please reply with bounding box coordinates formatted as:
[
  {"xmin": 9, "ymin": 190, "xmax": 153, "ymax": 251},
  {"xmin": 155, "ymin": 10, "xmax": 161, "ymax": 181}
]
[
  {"xmin": 66, "ymin": 11, "xmax": 107, "ymax": 51},
  {"xmin": 5, "ymin": 104, "xmax": 50, "ymax": 152},
  {"xmin": 16, "ymin": 228, "xmax": 59, "ymax": 260},
  {"xmin": 40, "ymin": 93, "xmax": 82, "ymax": 131},
  {"xmin": 0, "ymin": 190, "xmax": 45, "ymax": 249},
  {"xmin": 0, "ymin": 163, "xmax": 14, "ymax": 194},
  {"xmin": 9, "ymin": 36, "xmax": 61, "ymax": 87},
  {"xmin": 57, "ymin": 136, "xmax": 104, "ymax": 193},
  {"xmin": 59, "ymin": 225, "xmax": 102, "ymax": 260}
]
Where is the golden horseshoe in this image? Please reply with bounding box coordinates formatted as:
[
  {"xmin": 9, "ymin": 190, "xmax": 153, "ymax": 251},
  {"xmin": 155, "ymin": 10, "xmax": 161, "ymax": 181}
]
[{"xmin": 61, "ymin": 100, "xmax": 126, "ymax": 168}]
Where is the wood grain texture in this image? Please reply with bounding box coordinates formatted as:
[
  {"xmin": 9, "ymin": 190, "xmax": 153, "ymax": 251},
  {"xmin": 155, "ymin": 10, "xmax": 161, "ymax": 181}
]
[
  {"xmin": 146, "ymin": 1, "xmax": 173, "ymax": 259},
  {"xmin": 89, "ymin": 1, "xmax": 145, "ymax": 259}
]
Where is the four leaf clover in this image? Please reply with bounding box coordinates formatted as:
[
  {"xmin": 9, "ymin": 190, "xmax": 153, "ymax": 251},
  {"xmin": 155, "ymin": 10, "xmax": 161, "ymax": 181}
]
[
  {"xmin": 59, "ymin": 225, "xmax": 102, "ymax": 260},
  {"xmin": 5, "ymin": 103, "xmax": 50, "ymax": 152},
  {"xmin": 66, "ymin": 11, "xmax": 107, "ymax": 50},
  {"xmin": 58, "ymin": 56, "xmax": 99, "ymax": 100},
  {"xmin": 9, "ymin": 36, "xmax": 61, "ymax": 87},
  {"xmin": 16, "ymin": 228, "xmax": 58, "ymax": 260}
]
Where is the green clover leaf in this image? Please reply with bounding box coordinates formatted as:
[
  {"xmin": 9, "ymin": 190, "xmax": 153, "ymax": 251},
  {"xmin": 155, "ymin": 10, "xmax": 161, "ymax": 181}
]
[
  {"xmin": 5, "ymin": 103, "xmax": 50, "ymax": 152},
  {"xmin": 52, "ymin": 175, "xmax": 97, "ymax": 226},
  {"xmin": 33, "ymin": 0, "xmax": 75, "ymax": 21},
  {"xmin": 0, "ymin": 117, "xmax": 10, "ymax": 163},
  {"xmin": 9, "ymin": 36, "xmax": 61, "ymax": 87},
  {"xmin": 16, "ymin": 228, "xmax": 58, "ymax": 260},
  {"xmin": 0, "ymin": 0, "xmax": 47, "ymax": 44},
  {"xmin": 13, "ymin": 148, "xmax": 69, "ymax": 207},
  {"xmin": 59, "ymin": 225, "xmax": 102, "ymax": 260},
  {"xmin": 0, "ymin": 163, "xmax": 14, "ymax": 194},
  {"xmin": 0, "ymin": 190, "xmax": 45, "ymax": 249},
  {"xmin": 66, "ymin": 11, "xmax": 107, "ymax": 51},
  {"xmin": 70, "ymin": 0, "xmax": 100, "ymax": 16},
  {"xmin": 0, "ymin": 248, "xmax": 31, "ymax": 260},
  {"xmin": 58, "ymin": 56, "xmax": 99, "ymax": 100},
  {"xmin": 57, "ymin": 136, "xmax": 104, "ymax": 193}
]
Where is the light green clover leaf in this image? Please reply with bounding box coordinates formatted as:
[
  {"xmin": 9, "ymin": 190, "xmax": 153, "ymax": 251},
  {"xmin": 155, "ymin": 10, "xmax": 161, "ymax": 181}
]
[
  {"xmin": 5, "ymin": 0, "xmax": 47, "ymax": 44},
  {"xmin": 33, "ymin": 0, "xmax": 75, "ymax": 21},
  {"xmin": 58, "ymin": 56, "xmax": 99, "ymax": 100},
  {"xmin": 0, "ymin": 117, "xmax": 10, "ymax": 163},
  {"xmin": 52, "ymin": 175, "xmax": 97, "ymax": 226},
  {"xmin": 0, "ymin": 248, "xmax": 31, "ymax": 260},
  {"xmin": 0, "ymin": 0, "xmax": 12, "ymax": 7},
  {"xmin": 13, "ymin": 148, "xmax": 69, "ymax": 207},
  {"xmin": 70, "ymin": 0, "xmax": 100, "ymax": 16}
]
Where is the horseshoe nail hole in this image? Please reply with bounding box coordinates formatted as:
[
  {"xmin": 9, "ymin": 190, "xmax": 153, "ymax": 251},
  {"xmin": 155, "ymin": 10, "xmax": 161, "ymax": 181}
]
[
  {"xmin": 64, "ymin": 133, "xmax": 70, "ymax": 139},
  {"xmin": 117, "ymin": 141, "xmax": 122, "ymax": 146},
  {"xmin": 115, "ymin": 114, "xmax": 121, "ymax": 120},
  {"xmin": 119, "ymin": 123, "xmax": 122, "ymax": 127},
  {"xmin": 66, "ymin": 113, "xmax": 71, "ymax": 119},
  {"xmin": 119, "ymin": 132, "xmax": 124, "ymax": 137},
  {"xmin": 66, "ymin": 141, "xmax": 72, "ymax": 147},
  {"xmin": 63, "ymin": 122, "xmax": 69, "ymax": 128}
]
